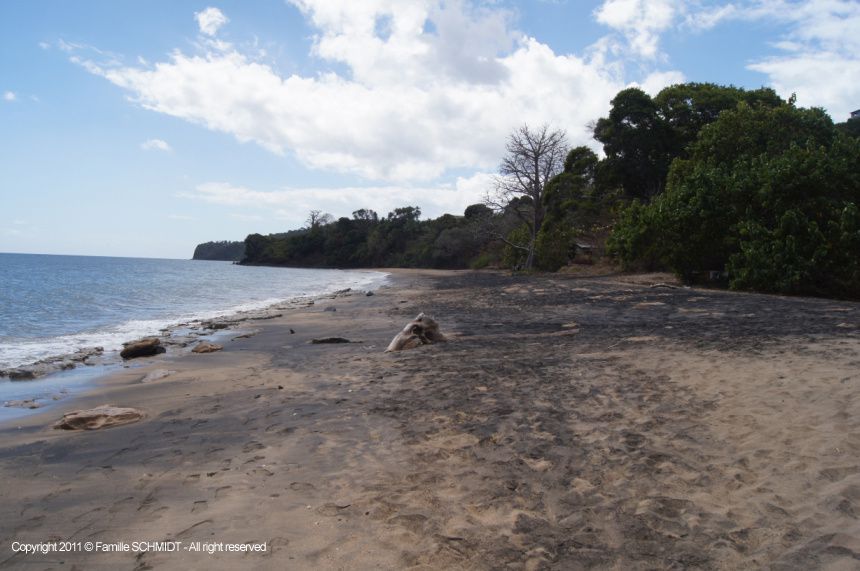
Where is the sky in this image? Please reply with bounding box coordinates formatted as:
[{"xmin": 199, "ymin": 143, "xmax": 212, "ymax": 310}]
[{"xmin": 1, "ymin": 0, "xmax": 858, "ymax": 259}]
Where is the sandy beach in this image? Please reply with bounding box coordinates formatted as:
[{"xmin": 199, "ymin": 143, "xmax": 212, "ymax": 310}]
[{"xmin": 1, "ymin": 269, "xmax": 859, "ymax": 570}]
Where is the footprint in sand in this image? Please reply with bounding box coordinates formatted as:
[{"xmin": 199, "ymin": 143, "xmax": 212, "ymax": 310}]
[
  {"xmin": 175, "ymin": 519, "xmax": 214, "ymax": 539},
  {"xmin": 289, "ymin": 481, "xmax": 316, "ymax": 493},
  {"xmin": 108, "ymin": 496, "xmax": 136, "ymax": 513},
  {"xmin": 72, "ymin": 506, "xmax": 104, "ymax": 523},
  {"xmin": 191, "ymin": 500, "xmax": 208, "ymax": 513},
  {"xmin": 248, "ymin": 466, "xmax": 274, "ymax": 477},
  {"xmin": 316, "ymin": 503, "xmax": 351, "ymax": 516},
  {"xmin": 387, "ymin": 513, "xmax": 429, "ymax": 533},
  {"xmin": 243, "ymin": 441, "xmax": 265, "ymax": 453}
]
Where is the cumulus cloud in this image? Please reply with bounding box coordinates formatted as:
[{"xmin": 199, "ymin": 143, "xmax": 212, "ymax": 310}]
[
  {"xmin": 140, "ymin": 138, "xmax": 172, "ymax": 151},
  {"xmin": 3, "ymin": 91, "xmax": 16, "ymax": 102},
  {"xmin": 638, "ymin": 69, "xmax": 686, "ymax": 95},
  {"xmin": 741, "ymin": 0, "xmax": 860, "ymax": 119},
  {"xmin": 195, "ymin": 7, "xmax": 229, "ymax": 36},
  {"xmin": 594, "ymin": 0, "xmax": 678, "ymax": 59},
  {"xmin": 68, "ymin": 2, "xmax": 637, "ymax": 183}
]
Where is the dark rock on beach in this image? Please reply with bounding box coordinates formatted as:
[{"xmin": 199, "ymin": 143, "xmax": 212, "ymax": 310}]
[
  {"xmin": 311, "ymin": 337, "xmax": 352, "ymax": 344},
  {"xmin": 6, "ymin": 369, "xmax": 37, "ymax": 381},
  {"xmin": 202, "ymin": 321, "xmax": 235, "ymax": 330},
  {"xmin": 120, "ymin": 338, "xmax": 165, "ymax": 360}
]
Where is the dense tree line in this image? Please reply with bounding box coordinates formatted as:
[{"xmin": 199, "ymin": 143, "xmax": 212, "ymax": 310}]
[
  {"xmin": 608, "ymin": 103, "xmax": 860, "ymax": 296},
  {"xmin": 192, "ymin": 240, "xmax": 245, "ymax": 261},
  {"xmin": 241, "ymin": 206, "xmax": 498, "ymax": 269},
  {"xmin": 223, "ymin": 81, "xmax": 859, "ymax": 297}
]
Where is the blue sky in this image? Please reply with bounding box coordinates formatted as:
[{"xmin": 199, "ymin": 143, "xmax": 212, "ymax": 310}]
[{"xmin": 2, "ymin": 0, "xmax": 858, "ymax": 258}]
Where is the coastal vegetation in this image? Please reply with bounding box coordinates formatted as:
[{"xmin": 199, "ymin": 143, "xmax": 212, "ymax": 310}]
[
  {"xmin": 192, "ymin": 240, "xmax": 245, "ymax": 261},
  {"xmin": 195, "ymin": 82, "xmax": 860, "ymax": 298}
]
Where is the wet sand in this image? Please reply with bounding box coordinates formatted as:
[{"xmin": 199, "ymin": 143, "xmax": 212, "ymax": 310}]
[{"xmin": 1, "ymin": 269, "xmax": 859, "ymax": 570}]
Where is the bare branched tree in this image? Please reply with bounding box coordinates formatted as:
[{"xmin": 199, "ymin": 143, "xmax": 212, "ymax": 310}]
[
  {"xmin": 485, "ymin": 124, "xmax": 569, "ymax": 269},
  {"xmin": 306, "ymin": 210, "xmax": 334, "ymax": 229}
]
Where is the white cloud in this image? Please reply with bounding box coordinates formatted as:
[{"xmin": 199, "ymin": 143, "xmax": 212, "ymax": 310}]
[
  {"xmin": 167, "ymin": 213, "xmax": 195, "ymax": 220},
  {"xmin": 742, "ymin": 0, "xmax": 860, "ymax": 119},
  {"xmin": 3, "ymin": 91, "xmax": 16, "ymax": 102},
  {"xmin": 70, "ymin": 2, "xmax": 627, "ymax": 183},
  {"xmin": 637, "ymin": 69, "xmax": 686, "ymax": 95},
  {"xmin": 185, "ymin": 175, "xmax": 494, "ymax": 225},
  {"xmin": 594, "ymin": 0, "xmax": 860, "ymax": 119},
  {"xmin": 140, "ymin": 138, "xmax": 172, "ymax": 152},
  {"xmin": 38, "ymin": 41, "xmax": 51, "ymax": 50},
  {"xmin": 749, "ymin": 52, "xmax": 860, "ymax": 119},
  {"xmin": 594, "ymin": 0, "xmax": 678, "ymax": 59},
  {"xmin": 195, "ymin": 7, "xmax": 229, "ymax": 36},
  {"xmin": 677, "ymin": 0, "xmax": 860, "ymax": 119}
]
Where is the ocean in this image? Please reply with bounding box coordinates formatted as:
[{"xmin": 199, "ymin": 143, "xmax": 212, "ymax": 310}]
[{"xmin": 0, "ymin": 253, "xmax": 388, "ymax": 370}]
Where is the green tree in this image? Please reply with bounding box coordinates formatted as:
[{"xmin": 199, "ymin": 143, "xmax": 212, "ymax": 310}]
[
  {"xmin": 594, "ymin": 83, "xmax": 784, "ymax": 201},
  {"xmin": 609, "ymin": 102, "xmax": 860, "ymax": 297},
  {"xmin": 533, "ymin": 146, "xmax": 601, "ymax": 270},
  {"xmin": 593, "ymin": 88, "xmax": 671, "ymax": 200}
]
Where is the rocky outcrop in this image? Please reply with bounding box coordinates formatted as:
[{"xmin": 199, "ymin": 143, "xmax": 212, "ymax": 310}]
[
  {"xmin": 54, "ymin": 405, "xmax": 145, "ymax": 430},
  {"xmin": 191, "ymin": 342, "xmax": 223, "ymax": 354},
  {"xmin": 202, "ymin": 321, "xmax": 236, "ymax": 330},
  {"xmin": 6, "ymin": 369, "xmax": 37, "ymax": 381},
  {"xmin": 120, "ymin": 338, "xmax": 165, "ymax": 360},
  {"xmin": 0, "ymin": 347, "xmax": 104, "ymax": 380}
]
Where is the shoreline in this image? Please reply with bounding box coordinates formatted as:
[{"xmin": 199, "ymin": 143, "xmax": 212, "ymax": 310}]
[
  {"xmin": 0, "ymin": 268, "xmax": 390, "ymax": 418},
  {"xmin": 1, "ymin": 269, "xmax": 858, "ymax": 569}
]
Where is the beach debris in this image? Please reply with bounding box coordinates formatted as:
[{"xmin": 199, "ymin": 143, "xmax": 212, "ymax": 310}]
[
  {"xmin": 386, "ymin": 313, "xmax": 446, "ymax": 352},
  {"xmin": 140, "ymin": 369, "xmax": 174, "ymax": 383},
  {"xmin": 290, "ymin": 329, "xmax": 296, "ymax": 334},
  {"xmin": 311, "ymin": 337, "xmax": 352, "ymax": 344},
  {"xmin": 4, "ymin": 399, "xmax": 41, "ymax": 409},
  {"xmin": 192, "ymin": 342, "xmax": 223, "ymax": 354},
  {"xmin": 120, "ymin": 337, "xmax": 166, "ymax": 360},
  {"xmin": 54, "ymin": 405, "xmax": 145, "ymax": 430},
  {"xmin": 324, "ymin": 306, "xmax": 337, "ymax": 312},
  {"xmin": 366, "ymin": 291, "xmax": 374, "ymax": 296},
  {"xmin": 233, "ymin": 331, "xmax": 259, "ymax": 340},
  {"xmin": 633, "ymin": 301, "xmax": 667, "ymax": 309}
]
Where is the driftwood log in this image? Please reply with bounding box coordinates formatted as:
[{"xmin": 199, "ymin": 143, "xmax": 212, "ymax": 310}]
[{"xmin": 385, "ymin": 313, "xmax": 446, "ymax": 352}]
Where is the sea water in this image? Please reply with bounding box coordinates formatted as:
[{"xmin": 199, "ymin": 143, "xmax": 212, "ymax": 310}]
[{"xmin": 0, "ymin": 253, "xmax": 388, "ymax": 370}]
